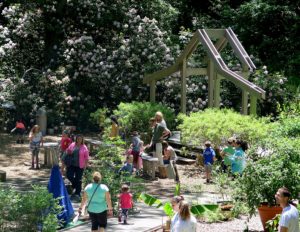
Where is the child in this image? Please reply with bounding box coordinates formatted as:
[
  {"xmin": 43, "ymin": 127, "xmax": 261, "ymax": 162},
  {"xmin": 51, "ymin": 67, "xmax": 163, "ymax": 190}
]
[
  {"xmin": 118, "ymin": 155, "xmax": 133, "ymax": 175},
  {"xmin": 202, "ymin": 141, "xmax": 216, "ymax": 183},
  {"xmin": 60, "ymin": 130, "xmax": 72, "ymax": 175},
  {"xmin": 231, "ymin": 139, "xmax": 248, "ymax": 176},
  {"xmin": 12, "ymin": 119, "xmax": 26, "ymax": 144},
  {"xmin": 220, "ymin": 137, "xmax": 236, "ymax": 172},
  {"xmin": 130, "ymin": 131, "xmax": 141, "ymax": 169},
  {"xmin": 137, "ymin": 141, "xmax": 144, "ymax": 170},
  {"xmin": 29, "ymin": 125, "xmax": 43, "ymax": 169},
  {"xmin": 118, "ymin": 184, "xmax": 133, "ymax": 224}
]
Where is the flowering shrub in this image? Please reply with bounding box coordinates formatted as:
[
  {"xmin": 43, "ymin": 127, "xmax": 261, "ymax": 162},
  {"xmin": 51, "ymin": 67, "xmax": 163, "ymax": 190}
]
[{"xmin": 0, "ymin": 1, "xmax": 292, "ymax": 129}]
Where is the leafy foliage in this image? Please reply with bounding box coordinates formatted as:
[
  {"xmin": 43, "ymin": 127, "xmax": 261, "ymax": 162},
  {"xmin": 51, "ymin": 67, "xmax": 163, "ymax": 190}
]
[
  {"xmin": 138, "ymin": 192, "xmax": 219, "ymax": 220},
  {"xmin": 235, "ymin": 136, "xmax": 300, "ymax": 216},
  {"xmin": 177, "ymin": 108, "xmax": 271, "ymax": 146},
  {"xmin": 0, "ymin": 186, "xmax": 61, "ymax": 232},
  {"xmin": 113, "ymin": 101, "xmax": 176, "ymax": 141},
  {"xmin": 82, "ymin": 137, "xmax": 145, "ymax": 214}
]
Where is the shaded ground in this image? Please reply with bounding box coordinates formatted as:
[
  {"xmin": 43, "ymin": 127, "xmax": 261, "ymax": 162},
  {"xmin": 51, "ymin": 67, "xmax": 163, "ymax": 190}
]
[{"xmin": 0, "ymin": 133, "xmax": 263, "ymax": 231}]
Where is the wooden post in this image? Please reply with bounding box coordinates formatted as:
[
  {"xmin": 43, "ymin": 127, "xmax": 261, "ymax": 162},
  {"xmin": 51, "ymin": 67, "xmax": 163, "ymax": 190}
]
[
  {"xmin": 208, "ymin": 60, "xmax": 215, "ymax": 107},
  {"xmin": 0, "ymin": 170, "xmax": 6, "ymax": 182},
  {"xmin": 241, "ymin": 65, "xmax": 249, "ymax": 115},
  {"xmin": 180, "ymin": 58, "xmax": 187, "ymax": 114},
  {"xmin": 150, "ymin": 80, "xmax": 156, "ymax": 103},
  {"xmin": 250, "ymin": 95, "xmax": 257, "ymax": 115},
  {"xmin": 213, "ymin": 74, "xmax": 221, "ymax": 108}
]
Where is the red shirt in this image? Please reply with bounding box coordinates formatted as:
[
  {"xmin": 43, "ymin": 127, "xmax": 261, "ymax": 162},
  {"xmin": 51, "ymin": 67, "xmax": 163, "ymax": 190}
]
[
  {"xmin": 16, "ymin": 122, "xmax": 25, "ymax": 129},
  {"xmin": 120, "ymin": 193, "xmax": 132, "ymax": 209},
  {"xmin": 60, "ymin": 137, "xmax": 72, "ymax": 151}
]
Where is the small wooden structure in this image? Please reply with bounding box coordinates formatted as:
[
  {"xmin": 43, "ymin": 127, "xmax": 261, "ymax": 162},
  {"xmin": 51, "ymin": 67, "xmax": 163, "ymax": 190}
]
[
  {"xmin": 141, "ymin": 153, "xmax": 159, "ymax": 180},
  {"xmin": 43, "ymin": 142, "xmax": 59, "ymax": 168},
  {"xmin": 84, "ymin": 138, "xmax": 103, "ymax": 154},
  {"xmin": 143, "ymin": 28, "xmax": 265, "ymax": 115}
]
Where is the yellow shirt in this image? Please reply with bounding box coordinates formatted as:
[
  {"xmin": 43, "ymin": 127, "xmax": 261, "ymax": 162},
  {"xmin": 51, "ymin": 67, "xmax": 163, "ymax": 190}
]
[{"xmin": 110, "ymin": 123, "xmax": 119, "ymax": 138}]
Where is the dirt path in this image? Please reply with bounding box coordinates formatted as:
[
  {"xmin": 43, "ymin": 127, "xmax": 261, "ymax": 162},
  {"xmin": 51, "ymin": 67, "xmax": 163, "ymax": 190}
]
[{"xmin": 0, "ymin": 133, "xmax": 263, "ymax": 231}]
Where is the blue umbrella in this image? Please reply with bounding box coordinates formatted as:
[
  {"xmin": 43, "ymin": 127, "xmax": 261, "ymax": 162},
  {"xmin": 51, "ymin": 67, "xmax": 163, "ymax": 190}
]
[{"xmin": 48, "ymin": 165, "xmax": 74, "ymax": 226}]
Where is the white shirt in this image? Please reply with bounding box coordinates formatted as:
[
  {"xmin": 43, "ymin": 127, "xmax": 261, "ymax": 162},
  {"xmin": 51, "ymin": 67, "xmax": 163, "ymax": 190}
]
[
  {"xmin": 279, "ymin": 204, "xmax": 299, "ymax": 232},
  {"xmin": 171, "ymin": 213, "xmax": 197, "ymax": 232},
  {"xmin": 31, "ymin": 132, "xmax": 43, "ymax": 143}
]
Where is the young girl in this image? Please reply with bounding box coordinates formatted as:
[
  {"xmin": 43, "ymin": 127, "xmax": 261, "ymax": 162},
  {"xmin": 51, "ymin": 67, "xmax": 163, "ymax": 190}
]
[
  {"xmin": 29, "ymin": 125, "xmax": 43, "ymax": 169},
  {"xmin": 60, "ymin": 130, "xmax": 72, "ymax": 175},
  {"xmin": 118, "ymin": 184, "xmax": 133, "ymax": 224},
  {"xmin": 231, "ymin": 139, "xmax": 248, "ymax": 176},
  {"xmin": 171, "ymin": 201, "xmax": 197, "ymax": 232}
]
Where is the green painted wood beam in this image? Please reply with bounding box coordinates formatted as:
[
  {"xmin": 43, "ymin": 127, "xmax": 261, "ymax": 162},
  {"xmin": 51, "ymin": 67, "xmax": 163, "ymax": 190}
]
[
  {"xmin": 214, "ymin": 75, "xmax": 221, "ymax": 108},
  {"xmin": 143, "ymin": 64, "xmax": 179, "ymax": 84},
  {"xmin": 250, "ymin": 95, "xmax": 257, "ymax": 115},
  {"xmin": 208, "ymin": 61, "xmax": 214, "ymax": 107},
  {"xmin": 197, "ymin": 29, "xmax": 265, "ymax": 99},
  {"xmin": 186, "ymin": 68, "xmax": 207, "ymax": 77},
  {"xmin": 150, "ymin": 80, "xmax": 156, "ymax": 103},
  {"xmin": 180, "ymin": 58, "xmax": 187, "ymax": 114},
  {"xmin": 204, "ymin": 29, "xmax": 226, "ymax": 40}
]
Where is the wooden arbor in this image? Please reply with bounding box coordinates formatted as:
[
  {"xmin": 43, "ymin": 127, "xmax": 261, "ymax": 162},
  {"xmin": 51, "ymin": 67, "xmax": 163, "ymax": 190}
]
[{"xmin": 143, "ymin": 28, "xmax": 265, "ymax": 115}]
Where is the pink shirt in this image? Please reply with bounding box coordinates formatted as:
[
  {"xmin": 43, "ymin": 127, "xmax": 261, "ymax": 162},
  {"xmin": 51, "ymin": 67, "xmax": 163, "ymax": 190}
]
[
  {"xmin": 120, "ymin": 193, "xmax": 132, "ymax": 209},
  {"xmin": 66, "ymin": 142, "xmax": 89, "ymax": 169}
]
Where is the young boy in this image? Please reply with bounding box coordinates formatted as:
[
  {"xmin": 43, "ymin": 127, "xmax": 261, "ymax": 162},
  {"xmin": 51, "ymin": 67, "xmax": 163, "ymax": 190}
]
[
  {"xmin": 202, "ymin": 141, "xmax": 216, "ymax": 183},
  {"xmin": 118, "ymin": 155, "xmax": 134, "ymax": 175}
]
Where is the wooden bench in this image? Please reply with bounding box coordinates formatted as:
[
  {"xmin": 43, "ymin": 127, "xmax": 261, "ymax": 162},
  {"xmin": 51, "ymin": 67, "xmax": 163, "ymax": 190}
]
[
  {"xmin": 141, "ymin": 153, "xmax": 158, "ymax": 180},
  {"xmin": 43, "ymin": 142, "xmax": 59, "ymax": 168},
  {"xmin": 84, "ymin": 138, "xmax": 103, "ymax": 154}
]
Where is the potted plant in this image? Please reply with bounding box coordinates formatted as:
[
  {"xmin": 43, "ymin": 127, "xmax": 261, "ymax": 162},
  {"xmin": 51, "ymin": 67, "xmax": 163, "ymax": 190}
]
[{"xmin": 235, "ymin": 137, "xmax": 300, "ymax": 230}]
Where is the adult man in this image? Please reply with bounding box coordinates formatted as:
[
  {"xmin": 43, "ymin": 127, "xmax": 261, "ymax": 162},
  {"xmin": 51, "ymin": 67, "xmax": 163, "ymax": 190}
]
[{"xmin": 275, "ymin": 187, "xmax": 299, "ymax": 232}]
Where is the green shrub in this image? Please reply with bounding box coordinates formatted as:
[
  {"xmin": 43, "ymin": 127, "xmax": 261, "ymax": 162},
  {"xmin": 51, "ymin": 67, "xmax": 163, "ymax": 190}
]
[
  {"xmin": 0, "ymin": 186, "xmax": 61, "ymax": 232},
  {"xmin": 235, "ymin": 137, "xmax": 300, "ymax": 216},
  {"xmin": 177, "ymin": 108, "xmax": 271, "ymax": 146},
  {"xmin": 113, "ymin": 101, "xmax": 176, "ymax": 141}
]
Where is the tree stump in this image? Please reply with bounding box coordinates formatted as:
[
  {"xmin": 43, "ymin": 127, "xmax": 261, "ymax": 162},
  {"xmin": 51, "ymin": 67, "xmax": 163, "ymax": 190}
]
[{"xmin": 0, "ymin": 170, "xmax": 6, "ymax": 182}]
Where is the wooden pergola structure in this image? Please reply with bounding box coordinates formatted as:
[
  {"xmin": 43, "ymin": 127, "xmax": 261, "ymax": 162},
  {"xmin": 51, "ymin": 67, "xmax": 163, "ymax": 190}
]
[{"xmin": 143, "ymin": 28, "xmax": 265, "ymax": 115}]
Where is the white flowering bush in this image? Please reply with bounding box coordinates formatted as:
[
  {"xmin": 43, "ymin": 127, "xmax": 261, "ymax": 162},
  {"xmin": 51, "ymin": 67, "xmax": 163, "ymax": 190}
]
[{"xmin": 0, "ymin": 1, "xmax": 291, "ymax": 129}]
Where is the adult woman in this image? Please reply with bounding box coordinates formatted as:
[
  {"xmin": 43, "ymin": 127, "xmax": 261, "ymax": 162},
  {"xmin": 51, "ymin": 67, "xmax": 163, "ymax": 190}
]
[
  {"xmin": 231, "ymin": 139, "xmax": 248, "ymax": 175},
  {"xmin": 155, "ymin": 111, "xmax": 167, "ymax": 128},
  {"xmin": 29, "ymin": 125, "xmax": 43, "ymax": 169},
  {"xmin": 171, "ymin": 200, "xmax": 197, "ymax": 232},
  {"xmin": 162, "ymin": 140, "xmax": 177, "ymax": 165},
  {"xmin": 65, "ymin": 135, "xmax": 89, "ymax": 200},
  {"xmin": 79, "ymin": 172, "xmax": 113, "ymax": 232}
]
